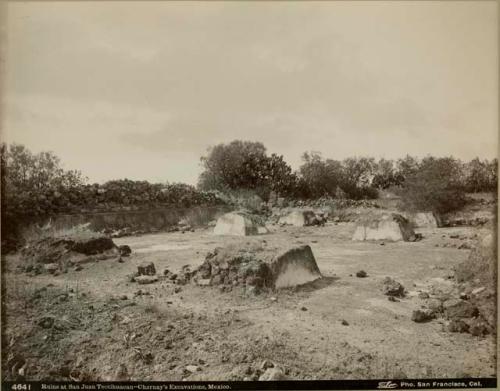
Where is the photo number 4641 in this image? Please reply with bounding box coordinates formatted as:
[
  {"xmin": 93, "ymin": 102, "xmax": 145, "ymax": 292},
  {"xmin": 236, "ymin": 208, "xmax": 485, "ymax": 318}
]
[{"xmin": 11, "ymin": 384, "xmax": 31, "ymax": 391}]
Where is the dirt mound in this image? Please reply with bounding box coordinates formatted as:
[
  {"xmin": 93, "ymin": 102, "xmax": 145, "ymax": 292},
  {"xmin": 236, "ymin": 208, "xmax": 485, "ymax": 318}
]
[
  {"xmin": 213, "ymin": 211, "xmax": 268, "ymax": 236},
  {"xmin": 352, "ymin": 213, "xmax": 417, "ymax": 242},
  {"xmin": 190, "ymin": 244, "xmax": 322, "ymax": 292},
  {"xmin": 20, "ymin": 232, "xmax": 119, "ymax": 274}
]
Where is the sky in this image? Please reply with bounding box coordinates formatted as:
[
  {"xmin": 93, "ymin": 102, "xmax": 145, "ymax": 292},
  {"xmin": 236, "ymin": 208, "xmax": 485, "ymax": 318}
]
[{"xmin": 2, "ymin": 1, "xmax": 498, "ymax": 185}]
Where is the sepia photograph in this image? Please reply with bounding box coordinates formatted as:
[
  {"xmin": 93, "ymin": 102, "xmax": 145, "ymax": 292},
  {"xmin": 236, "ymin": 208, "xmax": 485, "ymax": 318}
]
[{"xmin": 1, "ymin": 1, "xmax": 498, "ymax": 389}]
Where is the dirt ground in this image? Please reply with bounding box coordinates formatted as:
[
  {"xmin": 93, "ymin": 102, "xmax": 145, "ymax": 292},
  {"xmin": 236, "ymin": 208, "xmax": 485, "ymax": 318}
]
[{"xmin": 1, "ymin": 222, "xmax": 497, "ymax": 381}]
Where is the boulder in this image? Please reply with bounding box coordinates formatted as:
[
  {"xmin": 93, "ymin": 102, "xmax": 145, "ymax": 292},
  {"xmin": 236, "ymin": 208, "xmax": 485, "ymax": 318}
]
[
  {"xmin": 213, "ymin": 212, "xmax": 268, "ymax": 236},
  {"xmin": 352, "ymin": 213, "xmax": 417, "ymax": 242},
  {"xmin": 269, "ymin": 245, "xmax": 322, "ymax": 289}
]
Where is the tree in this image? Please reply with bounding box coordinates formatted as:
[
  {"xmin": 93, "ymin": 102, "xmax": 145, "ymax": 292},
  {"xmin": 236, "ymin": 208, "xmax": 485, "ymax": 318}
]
[
  {"xmin": 264, "ymin": 153, "xmax": 298, "ymax": 196},
  {"xmin": 2, "ymin": 143, "xmax": 86, "ymax": 193},
  {"xmin": 372, "ymin": 158, "xmax": 401, "ymax": 189},
  {"xmin": 298, "ymin": 152, "xmax": 342, "ymax": 199},
  {"xmin": 395, "ymin": 155, "xmax": 420, "ymax": 184},
  {"xmin": 198, "ymin": 140, "xmax": 297, "ymax": 199},
  {"xmin": 463, "ymin": 158, "xmax": 498, "ymax": 193},
  {"xmin": 398, "ymin": 156, "xmax": 466, "ymax": 214}
]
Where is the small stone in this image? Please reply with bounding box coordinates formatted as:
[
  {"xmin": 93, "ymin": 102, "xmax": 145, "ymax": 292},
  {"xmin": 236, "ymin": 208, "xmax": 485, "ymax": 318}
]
[
  {"xmin": 260, "ymin": 360, "xmax": 274, "ymax": 370},
  {"xmin": 418, "ymin": 292, "xmax": 430, "ymax": 299},
  {"xmin": 120, "ymin": 295, "xmax": 128, "ymax": 300},
  {"xmin": 472, "ymin": 287, "xmax": 486, "ymax": 296},
  {"xmin": 75, "ymin": 265, "xmax": 83, "ymax": 272},
  {"xmin": 356, "ymin": 270, "xmax": 367, "ymax": 278},
  {"xmin": 44, "ymin": 263, "xmax": 59, "ymax": 273},
  {"xmin": 459, "ymin": 292, "xmax": 469, "ymax": 300},
  {"xmin": 341, "ymin": 319, "xmax": 349, "ymax": 326},
  {"xmin": 185, "ymin": 365, "xmax": 200, "ymax": 373},
  {"xmin": 300, "ymin": 306, "xmax": 308, "ymax": 311},
  {"xmin": 387, "ymin": 296, "xmax": 399, "ymax": 302},
  {"xmin": 197, "ymin": 279, "xmax": 211, "ymax": 286},
  {"xmin": 118, "ymin": 245, "xmax": 132, "ymax": 257},
  {"xmin": 382, "ymin": 277, "xmax": 405, "ymax": 297},
  {"xmin": 134, "ymin": 275, "xmax": 158, "ymax": 285},
  {"xmin": 411, "ymin": 309, "xmax": 435, "ymax": 323}
]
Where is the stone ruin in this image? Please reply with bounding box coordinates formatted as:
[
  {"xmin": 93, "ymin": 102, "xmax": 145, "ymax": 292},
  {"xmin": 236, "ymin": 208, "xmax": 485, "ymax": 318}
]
[
  {"xmin": 213, "ymin": 211, "xmax": 269, "ymax": 236},
  {"xmin": 190, "ymin": 243, "xmax": 322, "ymax": 292},
  {"xmin": 352, "ymin": 213, "xmax": 419, "ymax": 242},
  {"xmin": 277, "ymin": 209, "xmax": 327, "ymax": 227}
]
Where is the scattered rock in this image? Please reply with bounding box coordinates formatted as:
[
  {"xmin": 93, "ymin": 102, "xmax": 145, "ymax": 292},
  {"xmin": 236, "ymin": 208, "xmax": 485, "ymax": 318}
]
[
  {"xmin": 411, "ymin": 309, "xmax": 435, "ymax": 323},
  {"xmin": 356, "ymin": 270, "xmax": 367, "ymax": 278},
  {"xmin": 134, "ymin": 275, "xmax": 158, "ymax": 285},
  {"xmin": 388, "ymin": 296, "xmax": 399, "ymax": 302},
  {"xmin": 382, "ymin": 277, "xmax": 405, "ymax": 297},
  {"xmin": 300, "ymin": 306, "xmax": 308, "ymax": 311},
  {"xmin": 137, "ymin": 262, "xmax": 156, "ymax": 276},
  {"xmin": 44, "ymin": 263, "xmax": 59, "ymax": 274},
  {"xmin": 341, "ymin": 319, "xmax": 349, "ymax": 326},
  {"xmin": 196, "ymin": 279, "xmax": 211, "ymax": 286},
  {"xmin": 118, "ymin": 245, "xmax": 132, "ymax": 257}
]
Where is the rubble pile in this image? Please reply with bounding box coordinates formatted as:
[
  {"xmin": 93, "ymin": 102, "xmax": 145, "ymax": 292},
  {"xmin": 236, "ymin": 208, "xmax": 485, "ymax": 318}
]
[{"xmin": 20, "ymin": 231, "xmax": 125, "ymax": 275}]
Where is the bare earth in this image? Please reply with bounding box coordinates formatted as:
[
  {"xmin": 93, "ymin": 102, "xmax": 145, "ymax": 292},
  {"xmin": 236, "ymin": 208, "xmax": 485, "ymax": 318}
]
[{"xmin": 2, "ymin": 222, "xmax": 496, "ymax": 381}]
